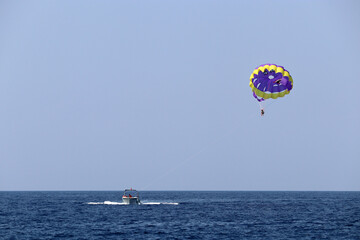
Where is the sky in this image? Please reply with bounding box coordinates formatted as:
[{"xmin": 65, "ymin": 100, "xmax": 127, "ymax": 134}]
[{"xmin": 0, "ymin": 0, "xmax": 359, "ymax": 191}]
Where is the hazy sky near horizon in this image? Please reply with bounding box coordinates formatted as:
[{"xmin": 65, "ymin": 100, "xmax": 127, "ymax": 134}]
[{"xmin": 0, "ymin": 0, "xmax": 359, "ymax": 191}]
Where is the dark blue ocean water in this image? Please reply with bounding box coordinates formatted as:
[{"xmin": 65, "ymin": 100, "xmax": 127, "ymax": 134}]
[{"xmin": 1, "ymin": 191, "xmax": 359, "ymax": 239}]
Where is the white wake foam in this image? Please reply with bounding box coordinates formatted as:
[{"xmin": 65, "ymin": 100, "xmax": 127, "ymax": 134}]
[{"xmin": 87, "ymin": 201, "xmax": 126, "ymax": 205}]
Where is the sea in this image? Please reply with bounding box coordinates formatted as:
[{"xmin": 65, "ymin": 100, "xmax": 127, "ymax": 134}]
[{"xmin": 0, "ymin": 191, "xmax": 359, "ymax": 239}]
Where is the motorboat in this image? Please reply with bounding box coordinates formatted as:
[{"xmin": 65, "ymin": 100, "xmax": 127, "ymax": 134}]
[{"xmin": 122, "ymin": 188, "xmax": 141, "ymax": 205}]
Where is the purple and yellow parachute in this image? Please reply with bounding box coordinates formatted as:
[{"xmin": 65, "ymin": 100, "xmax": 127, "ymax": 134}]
[{"xmin": 249, "ymin": 64, "xmax": 293, "ymax": 102}]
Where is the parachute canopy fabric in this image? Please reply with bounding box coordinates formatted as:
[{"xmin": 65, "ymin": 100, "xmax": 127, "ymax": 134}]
[{"xmin": 249, "ymin": 64, "xmax": 293, "ymax": 102}]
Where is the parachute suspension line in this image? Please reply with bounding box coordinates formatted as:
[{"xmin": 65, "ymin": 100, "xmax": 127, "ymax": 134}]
[
  {"xmin": 258, "ymin": 99, "xmax": 276, "ymax": 110},
  {"xmin": 258, "ymin": 101, "xmax": 265, "ymax": 116}
]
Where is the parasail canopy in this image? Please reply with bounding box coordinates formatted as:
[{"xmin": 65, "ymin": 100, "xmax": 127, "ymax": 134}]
[{"xmin": 249, "ymin": 64, "xmax": 293, "ymax": 102}]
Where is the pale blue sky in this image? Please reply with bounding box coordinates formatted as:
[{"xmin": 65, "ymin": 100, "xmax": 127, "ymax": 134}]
[{"xmin": 0, "ymin": 0, "xmax": 359, "ymax": 191}]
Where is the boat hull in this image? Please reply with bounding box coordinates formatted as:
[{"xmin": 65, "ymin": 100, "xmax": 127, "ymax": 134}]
[{"xmin": 122, "ymin": 197, "xmax": 140, "ymax": 205}]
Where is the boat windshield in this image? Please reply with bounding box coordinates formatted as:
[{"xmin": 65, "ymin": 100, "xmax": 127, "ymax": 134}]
[{"xmin": 123, "ymin": 189, "xmax": 139, "ymax": 198}]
